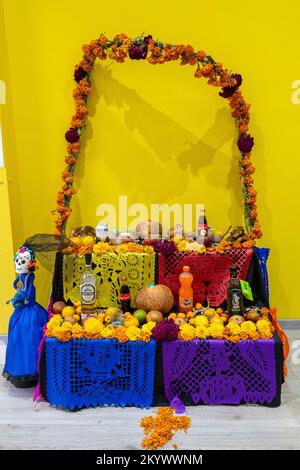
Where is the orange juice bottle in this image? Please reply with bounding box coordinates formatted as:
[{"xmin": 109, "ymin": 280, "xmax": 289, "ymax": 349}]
[{"xmin": 179, "ymin": 266, "xmax": 194, "ymax": 313}]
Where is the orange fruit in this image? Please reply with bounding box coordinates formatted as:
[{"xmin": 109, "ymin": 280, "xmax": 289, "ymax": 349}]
[
  {"xmin": 186, "ymin": 311, "xmax": 195, "ymax": 318},
  {"xmin": 62, "ymin": 306, "xmax": 75, "ymax": 319},
  {"xmin": 124, "ymin": 317, "xmax": 139, "ymax": 328},
  {"xmin": 168, "ymin": 313, "xmax": 177, "ymax": 320},
  {"xmin": 146, "ymin": 311, "xmax": 164, "ymax": 323}
]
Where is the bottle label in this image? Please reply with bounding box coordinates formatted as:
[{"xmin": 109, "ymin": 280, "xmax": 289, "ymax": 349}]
[
  {"xmin": 230, "ymin": 288, "xmax": 242, "ymax": 313},
  {"xmin": 80, "ymin": 283, "xmax": 96, "ymax": 304},
  {"xmin": 120, "ymin": 293, "xmax": 131, "ymax": 301},
  {"xmin": 180, "ymin": 298, "xmax": 193, "ymax": 308}
]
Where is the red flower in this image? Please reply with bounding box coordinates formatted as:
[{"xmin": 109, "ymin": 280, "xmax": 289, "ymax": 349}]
[{"xmin": 65, "ymin": 128, "xmax": 79, "ymax": 143}]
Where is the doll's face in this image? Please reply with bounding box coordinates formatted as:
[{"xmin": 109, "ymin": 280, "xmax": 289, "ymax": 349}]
[{"xmin": 15, "ymin": 251, "xmax": 31, "ymax": 274}]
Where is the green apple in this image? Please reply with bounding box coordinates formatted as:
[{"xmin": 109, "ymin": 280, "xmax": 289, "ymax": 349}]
[{"xmin": 133, "ymin": 309, "xmax": 147, "ymax": 324}]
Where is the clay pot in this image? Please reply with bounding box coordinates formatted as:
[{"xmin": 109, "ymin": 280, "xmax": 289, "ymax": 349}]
[{"xmin": 228, "ymin": 315, "xmax": 245, "ymax": 325}]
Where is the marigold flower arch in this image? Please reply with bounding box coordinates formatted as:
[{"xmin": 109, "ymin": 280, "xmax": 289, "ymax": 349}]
[{"xmin": 53, "ymin": 33, "xmax": 262, "ymax": 245}]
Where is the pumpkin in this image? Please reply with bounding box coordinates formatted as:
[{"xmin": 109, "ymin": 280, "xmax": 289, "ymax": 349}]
[
  {"xmin": 146, "ymin": 310, "xmax": 164, "ymax": 323},
  {"xmin": 52, "ymin": 301, "xmax": 67, "ymax": 315},
  {"xmin": 135, "ymin": 284, "xmax": 174, "ymax": 314},
  {"xmin": 228, "ymin": 315, "xmax": 245, "ymax": 325}
]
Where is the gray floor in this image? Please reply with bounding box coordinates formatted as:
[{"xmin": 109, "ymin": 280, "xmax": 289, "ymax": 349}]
[{"xmin": 0, "ymin": 329, "xmax": 299, "ymax": 450}]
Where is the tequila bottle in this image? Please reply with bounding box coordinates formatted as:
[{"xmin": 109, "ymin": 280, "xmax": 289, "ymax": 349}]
[{"xmin": 80, "ymin": 253, "xmax": 97, "ymax": 318}]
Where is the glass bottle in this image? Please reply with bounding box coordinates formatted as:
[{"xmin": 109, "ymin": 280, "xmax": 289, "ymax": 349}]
[
  {"xmin": 120, "ymin": 276, "xmax": 131, "ymax": 313},
  {"xmin": 80, "ymin": 253, "xmax": 97, "ymax": 318},
  {"xmin": 197, "ymin": 207, "xmax": 208, "ymax": 240},
  {"xmin": 226, "ymin": 266, "xmax": 244, "ymax": 316},
  {"xmin": 179, "ymin": 266, "xmax": 194, "ymax": 313}
]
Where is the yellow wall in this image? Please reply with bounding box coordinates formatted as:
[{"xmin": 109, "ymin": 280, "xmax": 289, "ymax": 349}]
[
  {"xmin": 0, "ymin": 0, "xmax": 22, "ymax": 331},
  {"xmin": 1, "ymin": 0, "xmax": 300, "ymax": 330}
]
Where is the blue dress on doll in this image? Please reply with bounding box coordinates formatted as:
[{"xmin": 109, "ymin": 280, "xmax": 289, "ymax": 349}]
[{"xmin": 3, "ymin": 272, "xmax": 48, "ymax": 388}]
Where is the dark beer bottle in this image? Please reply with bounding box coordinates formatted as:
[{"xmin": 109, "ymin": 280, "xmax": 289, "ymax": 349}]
[{"xmin": 227, "ymin": 266, "xmax": 244, "ymax": 316}]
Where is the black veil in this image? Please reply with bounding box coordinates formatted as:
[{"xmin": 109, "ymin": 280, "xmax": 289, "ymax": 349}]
[{"xmin": 23, "ymin": 234, "xmax": 68, "ymax": 272}]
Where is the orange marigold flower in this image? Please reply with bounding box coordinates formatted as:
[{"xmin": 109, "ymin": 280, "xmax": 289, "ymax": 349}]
[
  {"xmin": 79, "ymin": 58, "xmax": 93, "ymax": 73},
  {"xmin": 99, "ymin": 34, "xmax": 108, "ymax": 46},
  {"xmin": 67, "ymin": 142, "xmax": 81, "ymax": 154},
  {"xmin": 65, "ymin": 155, "xmax": 77, "ymax": 165},
  {"xmin": 239, "ymin": 332, "xmax": 249, "ymax": 341},
  {"xmin": 71, "ymin": 117, "xmax": 84, "ymax": 128},
  {"xmin": 140, "ymin": 407, "xmax": 191, "ymax": 450},
  {"xmin": 242, "ymin": 240, "xmax": 255, "ymax": 248},
  {"xmin": 194, "ymin": 68, "xmax": 202, "ymax": 78},
  {"xmin": 64, "ymin": 188, "xmax": 76, "ymax": 197},
  {"xmin": 228, "ymin": 335, "xmax": 240, "ymax": 343},
  {"xmin": 201, "ymin": 64, "xmax": 213, "ymax": 76},
  {"xmin": 65, "ymin": 176, "xmax": 74, "ymax": 184},
  {"xmin": 76, "ymin": 105, "xmax": 89, "ymax": 117},
  {"xmin": 196, "ymin": 50, "xmax": 206, "ymax": 60},
  {"xmin": 249, "ymin": 331, "xmax": 261, "ymax": 341},
  {"xmin": 153, "ymin": 46, "xmax": 162, "ymax": 57},
  {"xmin": 56, "ymin": 192, "xmax": 64, "ymax": 204},
  {"xmin": 244, "ymin": 176, "xmax": 254, "ymax": 184},
  {"xmin": 140, "ymin": 331, "xmax": 151, "ymax": 343},
  {"xmin": 232, "ymin": 241, "xmax": 242, "ymax": 249},
  {"xmin": 261, "ymin": 307, "xmax": 269, "ymax": 317}
]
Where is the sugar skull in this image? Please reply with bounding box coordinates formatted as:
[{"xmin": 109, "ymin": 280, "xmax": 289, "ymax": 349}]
[{"xmin": 14, "ymin": 247, "xmax": 35, "ymax": 274}]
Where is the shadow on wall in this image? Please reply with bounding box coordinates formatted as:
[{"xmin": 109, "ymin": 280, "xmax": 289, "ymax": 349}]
[
  {"xmin": 71, "ymin": 63, "xmax": 243, "ymax": 224},
  {"xmin": 69, "ymin": 64, "xmax": 288, "ymax": 308},
  {"xmin": 246, "ymin": 115, "xmax": 288, "ymax": 312}
]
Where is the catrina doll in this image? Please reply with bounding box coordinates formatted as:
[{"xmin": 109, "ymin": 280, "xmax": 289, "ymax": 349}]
[{"xmin": 3, "ymin": 246, "xmax": 48, "ymax": 388}]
